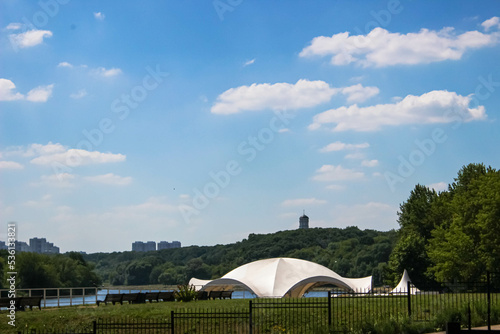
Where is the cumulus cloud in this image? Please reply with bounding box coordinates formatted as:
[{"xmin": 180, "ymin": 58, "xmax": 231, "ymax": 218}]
[
  {"xmin": 31, "ymin": 149, "xmax": 125, "ymax": 167},
  {"xmin": 211, "ymin": 79, "xmax": 338, "ymax": 114},
  {"xmin": 9, "ymin": 29, "xmax": 53, "ymax": 48},
  {"xmin": 22, "ymin": 142, "xmax": 67, "ymax": 157},
  {"xmin": 281, "ymin": 198, "xmax": 327, "ymax": 207},
  {"xmin": 57, "ymin": 62, "xmax": 74, "ymax": 68},
  {"xmin": 211, "ymin": 80, "xmax": 380, "ymax": 114},
  {"xmin": 300, "ymin": 24, "xmax": 498, "ymax": 67},
  {"xmin": 0, "ymin": 79, "xmax": 53, "ymax": 102},
  {"xmin": 309, "ymin": 90, "xmax": 486, "ymax": 132},
  {"xmin": 85, "ymin": 173, "xmax": 132, "ymax": 186},
  {"xmin": 93, "ymin": 67, "xmax": 122, "ymax": 77},
  {"xmin": 26, "ymin": 84, "xmax": 54, "ymax": 102},
  {"xmin": 313, "ymin": 165, "xmax": 364, "ymax": 182},
  {"xmin": 0, "ymin": 161, "xmax": 24, "ymax": 169},
  {"xmin": 340, "ymin": 84, "xmax": 379, "ymax": 103},
  {"xmin": 6, "ymin": 23, "xmax": 22, "ymax": 30},
  {"xmin": 482, "ymin": 17, "xmax": 500, "ymax": 31},
  {"xmin": 0, "ymin": 79, "xmax": 24, "ymax": 101},
  {"xmin": 319, "ymin": 141, "xmax": 369, "ymax": 153}
]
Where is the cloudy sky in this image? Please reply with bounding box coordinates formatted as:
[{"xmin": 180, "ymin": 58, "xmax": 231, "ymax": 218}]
[{"xmin": 1, "ymin": 1, "xmax": 499, "ymax": 253}]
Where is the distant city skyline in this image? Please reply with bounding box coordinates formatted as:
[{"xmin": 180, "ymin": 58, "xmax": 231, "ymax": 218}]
[
  {"xmin": 0, "ymin": 237, "xmax": 60, "ymax": 254},
  {"xmin": 1, "ymin": 1, "xmax": 499, "ymax": 253}
]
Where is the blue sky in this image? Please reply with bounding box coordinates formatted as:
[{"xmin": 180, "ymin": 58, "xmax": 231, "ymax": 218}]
[{"xmin": 1, "ymin": 0, "xmax": 499, "ymax": 253}]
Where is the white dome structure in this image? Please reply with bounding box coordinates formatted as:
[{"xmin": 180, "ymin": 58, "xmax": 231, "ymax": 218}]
[{"xmin": 189, "ymin": 257, "xmax": 372, "ymax": 298}]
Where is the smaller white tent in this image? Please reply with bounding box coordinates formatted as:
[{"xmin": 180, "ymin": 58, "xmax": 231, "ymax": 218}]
[{"xmin": 391, "ymin": 269, "xmax": 420, "ymax": 295}]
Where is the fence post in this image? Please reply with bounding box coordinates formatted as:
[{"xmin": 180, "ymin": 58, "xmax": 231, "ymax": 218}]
[
  {"xmin": 249, "ymin": 300, "xmax": 253, "ymax": 334},
  {"xmin": 407, "ymin": 281, "xmax": 412, "ymax": 318},
  {"xmin": 487, "ymin": 271, "xmax": 491, "ymax": 331},
  {"xmin": 328, "ymin": 290, "xmax": 332, "ymax": 330},
  {"xmin": 92, "ymin": 320, "xmax": 97, "ymax": 334},
  {"xmin": 171, "ymin": 310, "xmax": 175, "ymax": 334}
]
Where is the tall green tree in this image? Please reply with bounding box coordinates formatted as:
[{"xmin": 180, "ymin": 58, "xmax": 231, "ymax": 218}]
[
  {"xmin": 388, "ymin": 184, "xmax": 439, "ymax": 286},
  {"xmin": 428, "ymin": 165, "xmax": 500, "ymax": 282}
]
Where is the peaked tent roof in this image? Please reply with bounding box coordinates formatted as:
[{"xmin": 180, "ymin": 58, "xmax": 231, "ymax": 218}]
[
  {"xmin": 189, "ymin": 257, "xmax": 372, "ymax": 298},
  {"xmin": 391, "ymin": 269, "xmax": 420, "ymax": 295}
]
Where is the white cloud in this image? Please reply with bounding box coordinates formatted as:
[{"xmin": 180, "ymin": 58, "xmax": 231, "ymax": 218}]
[
  {"xmin": 93, "ymin": 67, "xmax": 122, "ymax": 77},
  {"xmin": 313, "ymin": 164, "xmax": 364, "ymax": 182},
  {"xmin": 85, "ymin": 173, "xmax": 132, "ymax": 186},
  {"xmin": 6, "ymin": 23, "xmax": 22, "ymax": 30},
  {"xmin": 31, "ymin": 148, "xmax": 126, "ymax": 167},
  {"xmin": 244, "ymin": 58, "xmax": 256, "ymax": 66},
  {"xmin": 319, "ymin": 141, "xmax": 369, "ymax": 152},
  {"xmin": 309, "ymin": 90, "xmax": 486, "ymax": 132},
  {"xmin": 94, "ymin": 12, "xmax": 105, "ymax": 21},
  {"xmin": 361, "ymin": 159, "xmax": 379, "ymax": 167},
  {"xmin": 22, "ymin": 142, "xmax": 67, "ymax": 157},
  {"xmin": 0, "ymin": 161, "xmax": 24, "ymax": 169},
  {"xmin": 36, "ymin": 173, "xmax": 76, "ymax": 188},
  {"xmin": 340, "ymin": 84, "xmax": 379, "ymax": 103},
  {"xmin": 281, "ymin": 198, "xmax": 327, "ymax": 207},
  {"xmin": 26, "ymin": 84, "xmax": 54, "ymax": 102},
  {"xmin": 300, "ymin": 25, "xmax": 498, "ymax": 67},
  {"xmin": 57, "ymin": 61, "xmax": 74, "ymax": 68},
  {"xmin": 428, "ymin": 182, "xmax": 448, "ymax": 192},
  {"xmin": 70, "ymin": 89, "xmax": 87, "ymax": 99},
  {"xmin": 0, "ymin": 79, "xmax": 24, "ymax": 101},
  {"xmin": 211, "ymin": 79, "xmax": 337, "ymax": 115},
  {"xmin": 9, "ymin": 29, "xmax": 53, "ymax": 48},
  {"xmin": 482, "ymin": 17, "xmax": 500, "ymax": 31},
  {"xmin": 0, "ymin": 79, "xmax": 53, "ymax": 102}
]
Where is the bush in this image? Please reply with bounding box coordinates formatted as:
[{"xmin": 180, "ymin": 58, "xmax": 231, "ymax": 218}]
[{"xmin": 174, "ymin": 284, "xmax": 198, "ymax": 302}]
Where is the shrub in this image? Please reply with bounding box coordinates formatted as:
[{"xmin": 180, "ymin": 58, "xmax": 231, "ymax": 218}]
[{"xmin": 174, "ymin": 284, "xmax": 198, "ymax": 302}]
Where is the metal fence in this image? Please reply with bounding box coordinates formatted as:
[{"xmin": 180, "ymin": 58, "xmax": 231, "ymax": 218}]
[{"xmin": 14, "ymin": 273, "xmax": 500, "ymax": 334}]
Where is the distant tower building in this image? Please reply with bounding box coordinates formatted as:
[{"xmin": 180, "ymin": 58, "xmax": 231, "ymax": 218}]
[
  {"xmin": 299, "ymin": 211, "xmax": 309, "ymax": 229},
  {"xmin": 132, "ymin": 241, "xmax": 145, "ymax": 252},
  {"xmin": 145, "ymin": 241, "xmax": 156, "ymax": 252}
]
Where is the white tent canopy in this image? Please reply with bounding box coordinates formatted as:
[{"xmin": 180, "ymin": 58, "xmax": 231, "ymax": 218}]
[
  {"xmin": 391, "ymin": 269, "xmax": 420, "ymax": 295},
  {"xmin": 189, "ymin": 257, "xmax": 372, "ymax": 298}
]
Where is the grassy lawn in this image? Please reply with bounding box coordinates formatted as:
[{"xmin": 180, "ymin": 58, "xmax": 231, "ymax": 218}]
[
  {"xmin": 2, "ymin": 299, "xmax": 249, "ymax": 333},
  {"xmin": 3, "ymin": 294, "xmax": 499, "ymax": 334}
]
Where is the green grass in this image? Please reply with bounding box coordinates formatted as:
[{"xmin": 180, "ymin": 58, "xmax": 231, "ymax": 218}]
[
  {"xmin": 3, "ymin": 294, "xmax": 499, "ymax": 334},
  {"xmin": 2, "ymin": 299, "xmax": 248, "ymax": 333}
]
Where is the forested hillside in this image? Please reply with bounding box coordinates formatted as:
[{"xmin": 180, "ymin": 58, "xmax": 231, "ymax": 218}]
[{"xmin": 84, "ymin": 227, "xmax": 398, "ymax": 287}]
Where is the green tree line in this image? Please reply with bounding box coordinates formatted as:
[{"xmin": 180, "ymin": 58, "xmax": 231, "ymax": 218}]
[
  {"xmin": 84, "ymin": 227, "xmax": 397, "ymax": 287},
  {"xmin": 0, "ymin": 251, "xmax": 101, "ymax": 288}
]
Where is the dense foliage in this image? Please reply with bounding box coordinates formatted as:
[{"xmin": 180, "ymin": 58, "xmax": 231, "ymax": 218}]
[
  {"xmin": 0, "ymin": 251, "xmax": 101, "ymax": 288},
  {"xmin": 84, "ymin": 227, "xmax": 397, "ymax": 287},
  {"xmin": 388, "ymin": 163, "xmax": 500, "ymax": 286}
]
